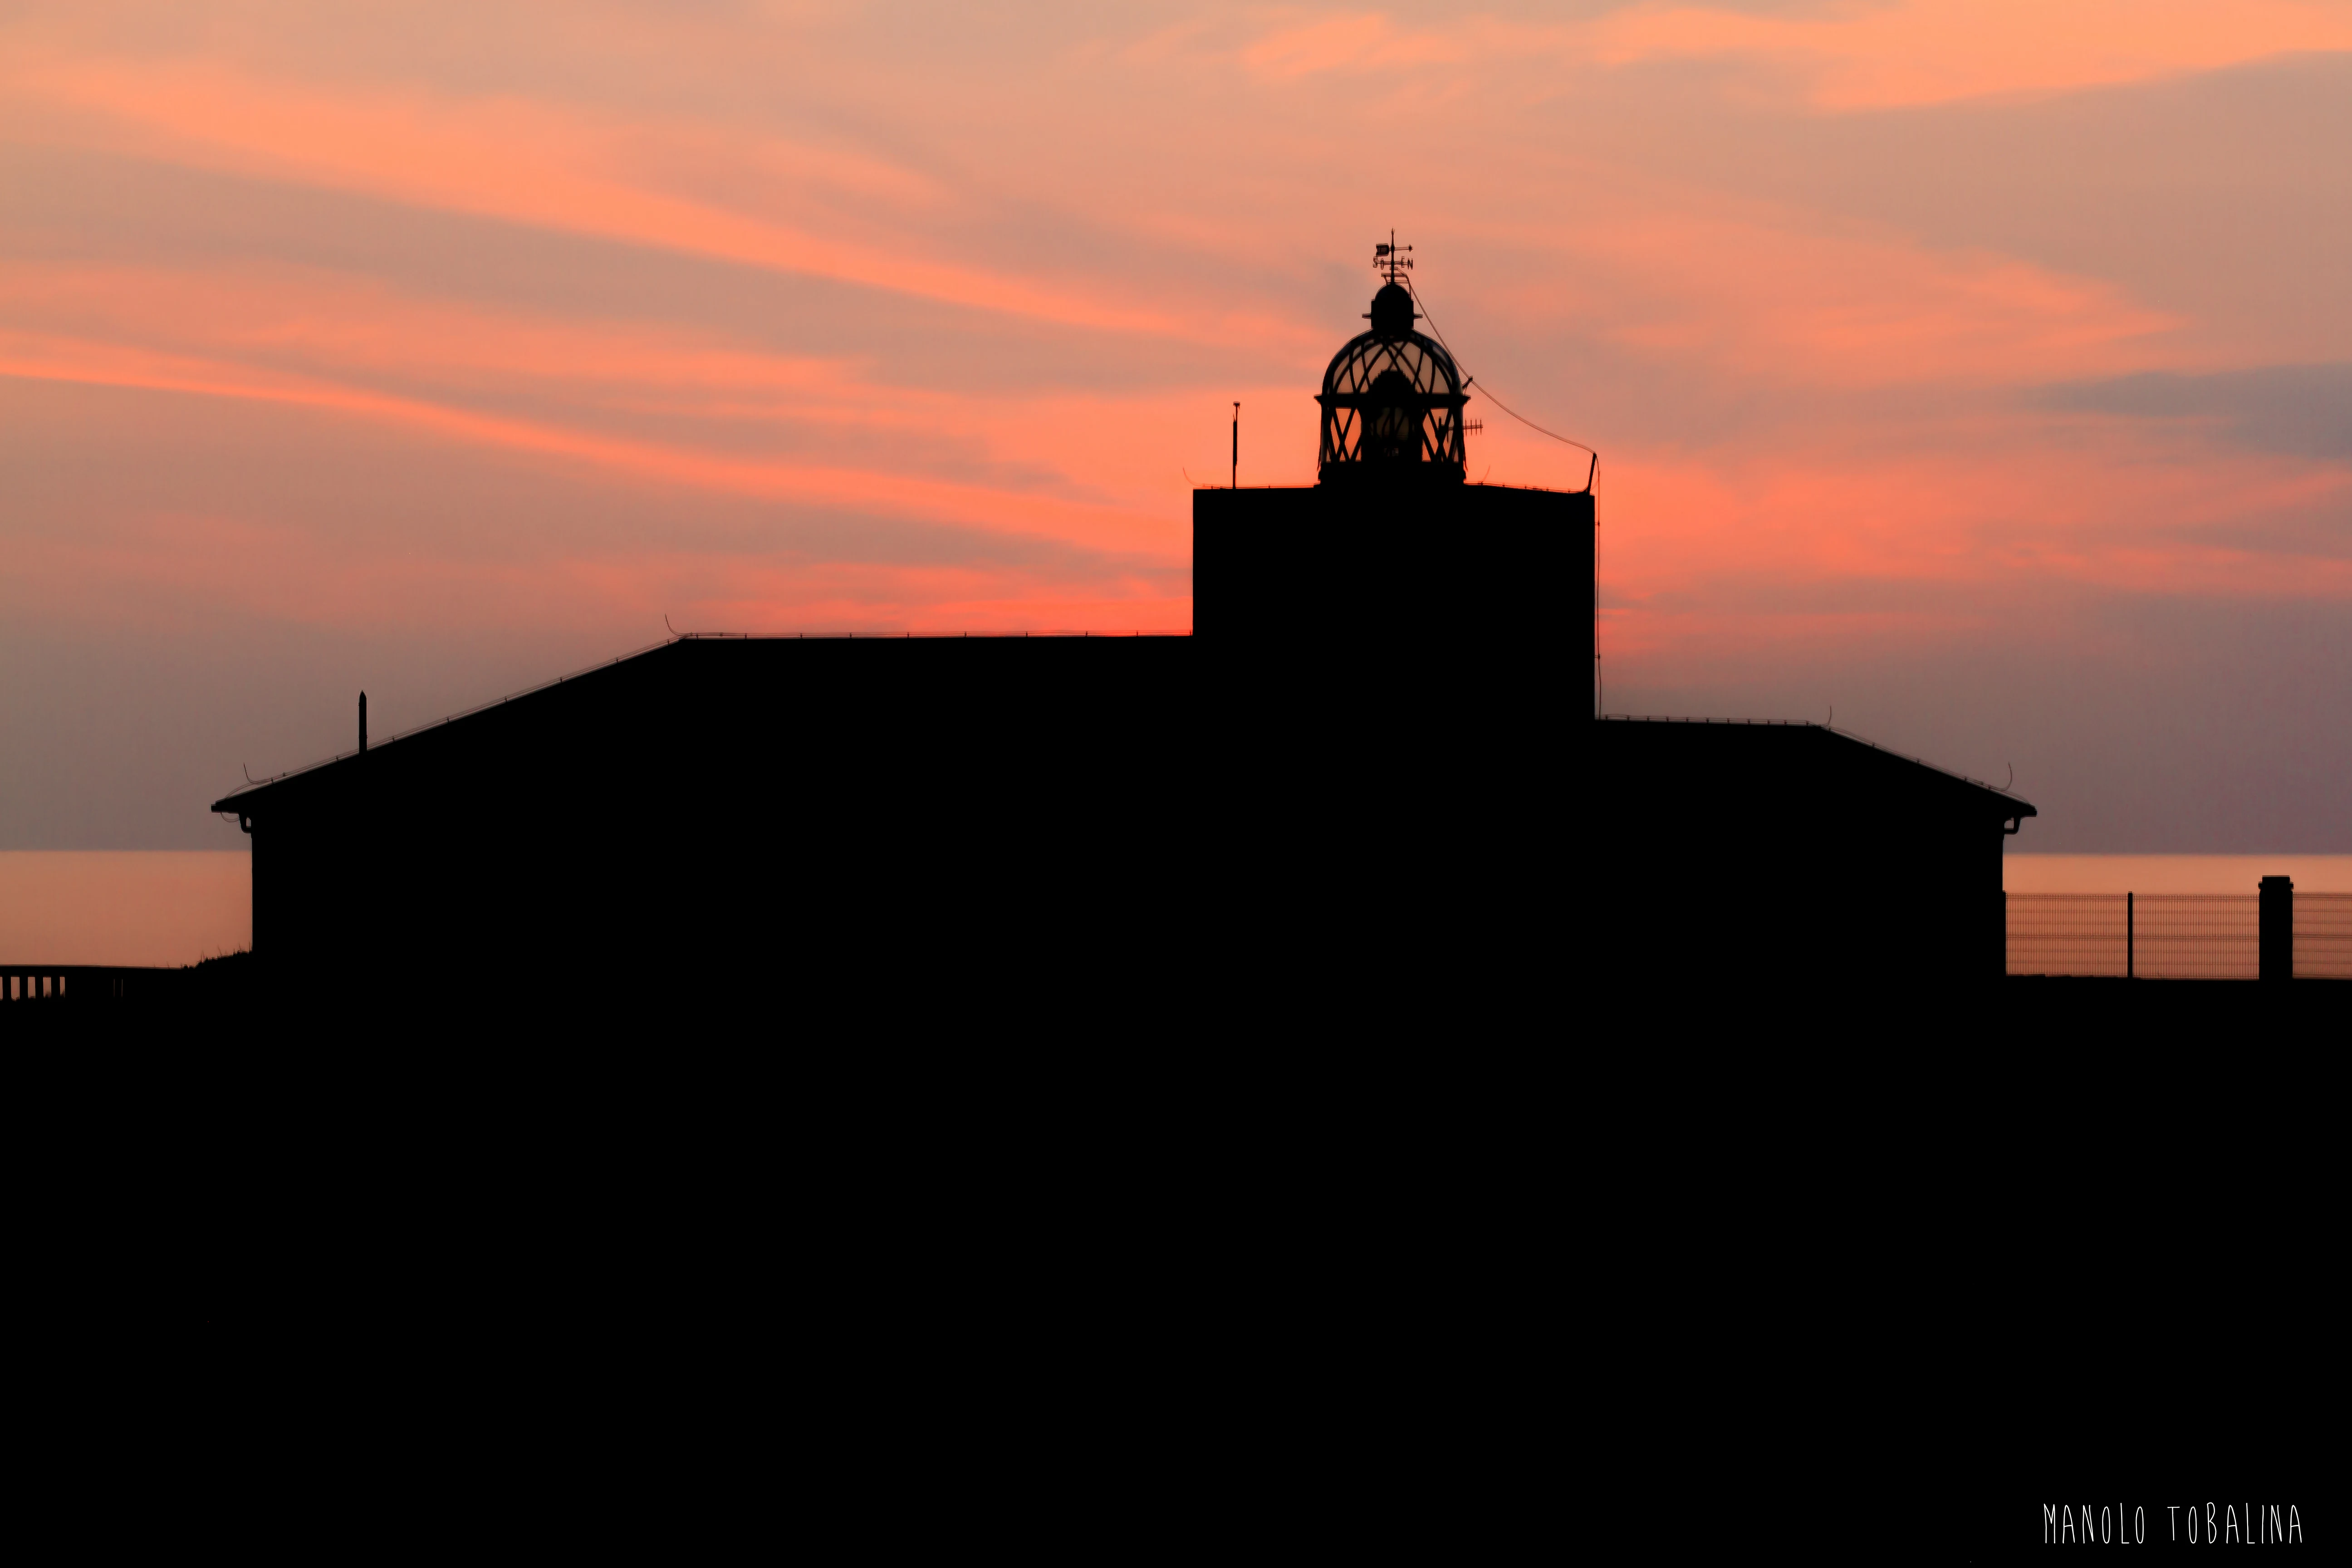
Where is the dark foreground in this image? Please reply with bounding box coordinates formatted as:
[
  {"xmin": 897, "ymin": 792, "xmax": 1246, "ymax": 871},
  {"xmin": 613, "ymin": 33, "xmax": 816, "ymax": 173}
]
[{"xmin": 5, "ymin": 952, "xmax": 2342, "ymax": 1041}]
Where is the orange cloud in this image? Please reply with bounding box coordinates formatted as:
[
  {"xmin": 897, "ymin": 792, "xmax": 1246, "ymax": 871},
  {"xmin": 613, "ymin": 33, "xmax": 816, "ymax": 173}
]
[
  {"xmin": 1590, "ymin": 0, "xmax": 2352, "ymax": 109},
  {"xmin": 0, "ymin": 325, "xmax": 1188, "ymax": 564},
  {"xmin": 2, "ymin": 53, "xmax": 1318, "ymax": 355},
  {"xmin": 1581, "ymin": 213, "xmax": 2185, "ymax": 387},
  {"xmin": 0, "ymin": 261, "xmax": 859, "ymax": 405},
  {"xmin": 1225, "ymin": 3, "xmax": 2352, "ymax": 108},
  {"xmin": 1596, "ymin": 428, "xmax": 2352, "ymax": 675},
  {"xmin": 1242, "ymin": 13, "xmax": 1465, "ymax": 78},
  {"xmin": 3, "ymin": 5, "xmax": 2342, "ymax": 668},
  {"xmin": 0, "ymin": 250, "xmax": 1343, "ymax": 518},
  {"xmin": 0, "ymin": 502, "xmax": 1193, "ymax": 638}
]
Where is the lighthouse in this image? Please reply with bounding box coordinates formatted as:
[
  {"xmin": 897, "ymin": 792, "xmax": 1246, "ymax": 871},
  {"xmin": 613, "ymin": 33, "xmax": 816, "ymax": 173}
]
[{"xmin": 1193, "ymin": 239, "xmax": 1589, "ymax": 642}]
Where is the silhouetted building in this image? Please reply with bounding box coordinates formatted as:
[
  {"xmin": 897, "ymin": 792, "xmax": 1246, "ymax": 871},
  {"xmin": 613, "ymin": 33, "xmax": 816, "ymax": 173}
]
[
  {"xmin": 1181, "ymin": 266, "xmax": 1588, "ymax": 996},
  {"xmin": 1592, "ymin": 718, "xmax": 2033, "ymax": 988},
  {"xmin": 1193, "ymin": 274, "xmax": 1588, "ymax": 641},
  {"xmin": 215, "ymin": 636, "xmax": 1198, "ymax": 1009},
  {"xmin": 212, "ymin": 250, "xmax": 2031, "ymax": 1010},
  {"xmin": 1184, "ymin": 248, "xmax": 2034, "ymax": 989}
]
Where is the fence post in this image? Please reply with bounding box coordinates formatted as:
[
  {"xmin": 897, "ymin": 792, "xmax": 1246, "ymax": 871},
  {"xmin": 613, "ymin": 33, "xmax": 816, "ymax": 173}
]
[
  {"xmin": 2259, "ymin": 877, "xmax": 2293, "ymax": 983},
  {"xmin": 2127, "ymin": 892, "xmax": 2134, "ymax": 980}
]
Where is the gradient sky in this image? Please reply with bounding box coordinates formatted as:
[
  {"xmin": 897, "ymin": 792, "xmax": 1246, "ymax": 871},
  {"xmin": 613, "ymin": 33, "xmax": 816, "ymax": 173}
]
[{"xmin": 2, "ymin": 1, "xmax": 2347, "ymax": 851}]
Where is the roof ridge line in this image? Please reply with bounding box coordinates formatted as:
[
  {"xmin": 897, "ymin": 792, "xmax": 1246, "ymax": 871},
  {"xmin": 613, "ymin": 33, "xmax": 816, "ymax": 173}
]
[
  {"xmin": 214, "ymin": 635, "xmax": 677, "ymax": 802},
  {"xmin": 1597, "ymin": 713, "xmax": 2030, "ymax": 802}
]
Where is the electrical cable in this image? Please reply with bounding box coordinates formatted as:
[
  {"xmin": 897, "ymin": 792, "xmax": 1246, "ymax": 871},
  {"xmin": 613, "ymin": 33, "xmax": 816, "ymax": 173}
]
[
  {"xmin": 1398, "ymin": 271, "xmax": 1606, "ymax": 696},
  {"xmin": 1404, "ymin": 274, "xmax": 1597, "ymax": 490}
]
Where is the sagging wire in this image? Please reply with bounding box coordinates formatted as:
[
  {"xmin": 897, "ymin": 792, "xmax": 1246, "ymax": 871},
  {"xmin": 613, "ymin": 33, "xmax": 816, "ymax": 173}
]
[
  {"xmin": 1400, "ymin": 270, "xmax": 1605, "ymax": 713},
  {"xmin": 1403, "ymin": 274, "xmax": 1597, "ymax": 493},
  {"xmin": 1400, "ymin": 271, "xmax": 1603, "ymax": 712}
]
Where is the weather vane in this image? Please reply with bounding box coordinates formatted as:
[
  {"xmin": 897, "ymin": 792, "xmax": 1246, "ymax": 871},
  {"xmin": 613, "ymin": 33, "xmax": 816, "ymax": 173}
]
[{"xmin": 1374, "ymin": 230, "xmax": 1412, "ymax": 283}]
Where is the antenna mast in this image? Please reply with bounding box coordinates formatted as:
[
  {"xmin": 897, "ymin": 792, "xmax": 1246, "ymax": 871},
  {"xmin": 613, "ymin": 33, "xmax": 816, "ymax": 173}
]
[{"xmin": 1374, "ymin": 230, "xmax": 1413, "ymax": 284}]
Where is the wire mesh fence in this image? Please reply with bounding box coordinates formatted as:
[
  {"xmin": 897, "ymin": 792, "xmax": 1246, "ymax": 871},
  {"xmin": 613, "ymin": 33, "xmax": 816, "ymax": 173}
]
[
  {"xmin": 2008, "ymin": 892, "xmax": 2352, "ymax": 979},
  {"xmin": 2299, "ymin": 893, "xmax": 2352, "ymax": 980},
  {"xmin": 2006, "ymin": 895, "xmax": 2128, "ymax": 977},
  {"xmin": 2134, "ymin": 895, "xmax": 2257, "ymax": 979}
]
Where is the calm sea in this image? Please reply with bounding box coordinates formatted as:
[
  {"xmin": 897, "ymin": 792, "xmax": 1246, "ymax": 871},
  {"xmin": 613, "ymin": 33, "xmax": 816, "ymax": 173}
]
[
  {"xmin": 1, "ymin": 853, "xmax": 252, "ymax": 967},
  {"xmin": 5, "ymin": 850, "xmax": 2351, "ymax": 967},
  {"xmin": 2000, "ymin": 854, "xmax": 2352, "ymax": 896}
]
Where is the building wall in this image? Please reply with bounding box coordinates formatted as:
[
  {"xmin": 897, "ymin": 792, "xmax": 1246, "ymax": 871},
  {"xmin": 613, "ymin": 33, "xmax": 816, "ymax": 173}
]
[
  {"xmin": 1590, "ymin": 721, "xmax": 2017, "ymax": 990},
  {"xmin": 1194, "ymin": 482, "xmax": 1587, "ymax": 643}
]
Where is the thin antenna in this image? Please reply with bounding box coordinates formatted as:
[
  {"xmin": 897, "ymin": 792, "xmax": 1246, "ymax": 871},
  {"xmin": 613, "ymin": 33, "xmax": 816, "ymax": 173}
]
[{"xmin": 1231, "ymin": 402, "xmax": 1239, "ymax": 489}]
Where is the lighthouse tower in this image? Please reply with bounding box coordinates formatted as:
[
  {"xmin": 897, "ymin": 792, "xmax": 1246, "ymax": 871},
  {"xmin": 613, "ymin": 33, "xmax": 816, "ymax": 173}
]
[
  {"xmin": 1314, "ymin": 251, "xmax": 1470, "ymax": 486},
  {"xmin": 1193, "ymin": 240, "xmax": 1589, "ymax": 642}
]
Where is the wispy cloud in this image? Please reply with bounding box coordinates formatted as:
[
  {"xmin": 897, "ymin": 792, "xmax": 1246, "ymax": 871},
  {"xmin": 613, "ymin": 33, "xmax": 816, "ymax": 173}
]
[
  {"xmin": 1241, "ymin": 13, "xmax": 1467, "ymax": 77},
  {"xmin": 1588, "ymin": 0, "xmax": 2352, "ymax": 108},
  {"xmin": 5, "ymin": 54, "xmax": 1303, "ymax": 348},
  {"xmin": 1, "ymin": 3, "xmax": 2347, "ymax": 846},
  {"xmin": 2037, "ymin": 364, "xmax": 2352, "ymax": 461}
]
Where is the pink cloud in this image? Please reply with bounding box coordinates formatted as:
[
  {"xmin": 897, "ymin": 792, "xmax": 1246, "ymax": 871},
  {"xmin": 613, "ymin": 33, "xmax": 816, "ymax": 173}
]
[
  {"xmin": 1597, "ymin": 428, "xmax": 2352, "ymax": 677},
  {"xmin": 0, "ymin": 4, "xmax": 2345, "ymax": 854},
  {"xmin": 1590, "ymin": 0, "xmax": 2352, "ymax": 109},
  {"xmin": 1242, "ymin": 13, "xmax": 1465, "ymax": 78},
  {"xmin": 5, "ymin": 53, "xmax": 1318, "ymax": 354},
  {"xmin": 1568, "ymin": 211, "xmax": 2187, "ymax": 387},
  {"xmin": 0, "ymin": 323, "xmax": 1187, "ymax": 561}
]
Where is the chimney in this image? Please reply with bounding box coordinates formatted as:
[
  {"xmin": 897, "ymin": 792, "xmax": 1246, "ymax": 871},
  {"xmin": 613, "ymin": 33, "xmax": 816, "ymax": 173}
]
[{"xmin": 359, "ymin": 691, "xmax": 368, "ymax": 755}]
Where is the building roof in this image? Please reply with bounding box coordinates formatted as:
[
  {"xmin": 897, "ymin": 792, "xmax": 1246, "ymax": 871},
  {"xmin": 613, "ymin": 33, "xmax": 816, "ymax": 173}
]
[
  {"xmin": 210, "ymin": 632, "xmax": 1191, "ymax": 818},
  {"xmin": 1596, "ymin": 714, "xmax": 2036, "ymax": 825}
]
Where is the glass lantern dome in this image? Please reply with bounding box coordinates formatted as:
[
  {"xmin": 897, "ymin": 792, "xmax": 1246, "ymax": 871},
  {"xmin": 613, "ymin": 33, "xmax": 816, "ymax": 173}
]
[{"xmin": 1316, "ymin": 282, "xmax": 1468, "ymax": 485}]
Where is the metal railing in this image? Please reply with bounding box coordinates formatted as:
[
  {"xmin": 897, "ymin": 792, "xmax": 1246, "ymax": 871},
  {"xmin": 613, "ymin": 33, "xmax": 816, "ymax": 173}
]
[
  {"xmin": 4, "ymin": 970, "xmax": 67, "ymax": 1002},
  {"xmin": 2, "ymin": 962, "xmax": 250, "ymax": 1006},
  {"xmin": 1, "ymin": 967, "xmax": 168, "ymax": 1002},
  {"xmin": 2009, "ymin": 892, "xmax": 2352, "ymax": 979}
]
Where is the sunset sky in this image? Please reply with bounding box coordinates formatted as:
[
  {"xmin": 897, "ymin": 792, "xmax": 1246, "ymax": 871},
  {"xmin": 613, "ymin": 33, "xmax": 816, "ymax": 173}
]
[{"xmin": 2, "ymin": 1, "xmax": 2347, "ymax": 852}]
